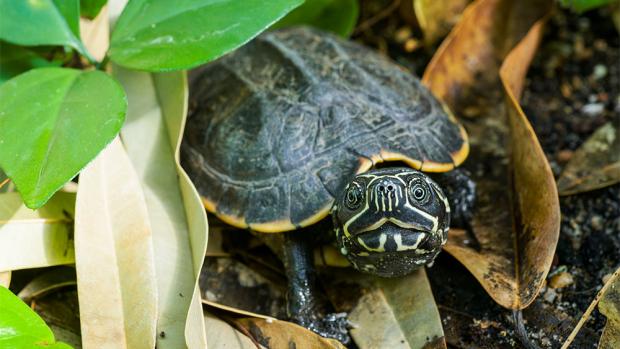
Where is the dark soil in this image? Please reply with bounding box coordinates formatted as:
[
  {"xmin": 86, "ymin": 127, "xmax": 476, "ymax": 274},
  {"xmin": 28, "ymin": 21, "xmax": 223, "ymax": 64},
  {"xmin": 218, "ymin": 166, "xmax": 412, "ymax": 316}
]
[{"xmin": 521, "ymin": 5, "xmax": 620, "ymax": 347}]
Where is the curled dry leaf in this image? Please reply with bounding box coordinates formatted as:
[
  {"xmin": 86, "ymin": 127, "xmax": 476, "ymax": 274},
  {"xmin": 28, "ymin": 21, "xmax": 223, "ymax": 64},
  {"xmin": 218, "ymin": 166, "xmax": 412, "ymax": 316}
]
[
  {"xmin": 32, "ymin": 289, "xmax": 83, "ymax": 349},
  {"xmin": 204, "ymin": 311, "xmax": 264, "ymax": 349},
  {"xmin": 114, "ymin": 68, "xmax": 208, "ymax": 348},
  {"xmin": 557, "ymin": 120, "xmax": 620, "ymax": 196},
  {"xmin": 423, "ymin": 0, "xmax": 559, "ymax": 309},
  {"xmin": 79, "ymin": 4, "xmax": 109, "ymax": 61},
  {"xmin": 17, "ymin": 267, "xmax": 76, "ymax": 303},
  {"xmin": 413, "ymin": 0, "xmax": 470, "ymax": 46},
  {"xmin": 0, "ymin": 191, "xmax": 75, "ymax": 272},
  {"xmin": 344, "ymin": 269, "xmax": 445, "ymax": 349},
  {"xmin": 75, "ymin": 137, "xmax": 158, "ymax": 349},
  {"xmin": 0, "ymin": 271, "xmax": 10, "ymax": 288},
  {"xmin": 236, "ymin": 317, "xmax": 346, "ymax": 349}
]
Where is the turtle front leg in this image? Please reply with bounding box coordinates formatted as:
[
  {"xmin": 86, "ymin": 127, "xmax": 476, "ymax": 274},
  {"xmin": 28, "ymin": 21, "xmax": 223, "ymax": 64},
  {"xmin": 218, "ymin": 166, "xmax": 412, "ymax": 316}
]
[
  {"xmin": 282, "ymin": 231, "xmax": 350, "ymax": 344},
  {"xmin": 432, "ymin": 168, "xmax": 476, "ymax": 230}
]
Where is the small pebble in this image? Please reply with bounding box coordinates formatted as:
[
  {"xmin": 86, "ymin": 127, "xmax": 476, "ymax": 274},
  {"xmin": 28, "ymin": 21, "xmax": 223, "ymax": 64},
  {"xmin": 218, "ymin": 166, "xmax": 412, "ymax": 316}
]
[
  {"xmin": 544, "ymin": 288, "xmax": 558, "ymax": 303},
  {"xmin": 591, "ymin": 215, "xmax": 603, "ymax": 231},
  {"xmin": 404, "ymin": 38, "xmax": 421, "ymax": 52},
  {"xmin": 581, "ymin": 103, "xmax": 604, "ymax": 116},
  {"xmin": 549, "ymin": 272, "xmax": 574, "ymax": 289},
  {"xmin": 557, "ymin": 149, "xmax": 574, "ymax": 163},
  {"xmin": 394, "ymin": 26, "xmax": 412, "ymax": 43},
  {"xmin": 593, "ymin": 64, "xmax": 607, "ymax": 80},
  {"xmin": 561, "ymin": 83, "xmax": 572, "ymax": 98}
]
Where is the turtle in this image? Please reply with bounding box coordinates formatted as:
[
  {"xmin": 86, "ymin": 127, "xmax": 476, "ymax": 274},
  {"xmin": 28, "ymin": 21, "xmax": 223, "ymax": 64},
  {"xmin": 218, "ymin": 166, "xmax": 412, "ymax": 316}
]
[{"xmin": 182, "ymin": 26, "xmax": 476, "ymax": 343}]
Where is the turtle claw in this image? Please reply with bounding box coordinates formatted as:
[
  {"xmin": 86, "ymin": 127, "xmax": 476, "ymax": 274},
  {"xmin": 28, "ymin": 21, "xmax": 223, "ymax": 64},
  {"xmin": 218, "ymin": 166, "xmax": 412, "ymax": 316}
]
[{"xmin": 297, "ymin": 312, "xmax": 351, "ymax": 345}]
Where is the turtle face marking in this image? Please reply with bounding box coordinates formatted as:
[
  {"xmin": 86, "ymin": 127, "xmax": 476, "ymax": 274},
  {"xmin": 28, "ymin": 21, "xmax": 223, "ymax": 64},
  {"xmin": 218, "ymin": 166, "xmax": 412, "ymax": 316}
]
[{"xmin": 332, "ymin": 167, "xmax": 450, "ymax": 277}]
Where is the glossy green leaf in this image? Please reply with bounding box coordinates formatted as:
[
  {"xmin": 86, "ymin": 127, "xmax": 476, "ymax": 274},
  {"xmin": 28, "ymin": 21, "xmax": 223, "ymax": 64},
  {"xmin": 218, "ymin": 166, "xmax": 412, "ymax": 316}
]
[
  {"xmin": 272, "ymin": 0, "xmax": 360, "ymax": 37},
  {"xmin": 0, "ymin": 286, "xmax": 73, "ymax": 349},
  {"xmin": 0, "ymin": 67, "xmax": 126, "ymax": 209},
  {"xmin": 52, "ymin": 0, "xmax": 80, "ymax": 38},
  {"xmin": 109, "ymin": 0, "xmax": 303, "ymax": 71},
  {"xmin": 0, "ymin": 42, "xmax": 61, "ymax": 84},
  {"xmin": 81, "ymin": 0, "xmax": 107, "ymax": 19},
  {"xmin": 0, "ymin": 0, "xmax": 93, "ymax": 62}
]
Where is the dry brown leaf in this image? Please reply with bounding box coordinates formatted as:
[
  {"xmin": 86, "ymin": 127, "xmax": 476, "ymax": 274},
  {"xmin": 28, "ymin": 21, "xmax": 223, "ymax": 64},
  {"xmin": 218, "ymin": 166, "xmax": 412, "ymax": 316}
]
[
  {"xmin": 346, "ymin": 269, "xmax": 445, "ymax": 349},
  {"xmin": 422, "ymin": 0, "xmax": 559, "ymax": 309},
  {"xmin": 114, "ymin": 67, "xmax": 208, "ymax": 348},
  {"xmin": 203, "ymin": 299, "xmax": 277, "ymax": 322},
  {"xmin": 557, "ymin": 120, "xmax": 620, "ymax": 196},
  {"xmin": 236, "ymin": 317, "xmax": 346, "ymax": 349},
  {"xmin": 79, "ymin": 5, "xmax": 109, "ymax": 61},
  {"xmin": 424, "ymin": 0, "xmax": 550, "ymax": 115},
  {"xmin": 0, "ymin": 191, "xmax": 75, "ymax": 272},
  {"xmin": 0, "ymin": 271, "xmax": 10, "ymax": 288},
  {"xmin": 414, "ymin": 0, "xmax": 470, "ymax": 46},
  {"xmin": 204, "ymin": 311, "xmax": 264, "ymax": 349},
  {"xmin": 75, "ymin": 137, "xmax": 158, "ymax": 349},
  {"xmin": 598, "ymin": 268, "xmax": 620, "ymax": 349}
]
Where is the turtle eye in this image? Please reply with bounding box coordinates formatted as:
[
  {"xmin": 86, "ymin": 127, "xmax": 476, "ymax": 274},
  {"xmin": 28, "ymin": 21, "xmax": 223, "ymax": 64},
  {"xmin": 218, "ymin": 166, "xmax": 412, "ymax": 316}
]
[
  {"xmin": 409, "ymin": 178, "xmax": 430, "ymax": 204},
  {"xmin": 344, "ymin": 183, "xmax": 364, "ymax": 210}
]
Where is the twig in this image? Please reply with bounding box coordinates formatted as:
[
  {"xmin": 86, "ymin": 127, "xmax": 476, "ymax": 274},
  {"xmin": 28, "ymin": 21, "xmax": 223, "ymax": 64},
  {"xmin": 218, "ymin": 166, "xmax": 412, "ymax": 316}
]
[
  {"xmin": 353, "ymin": 0, "xmax": 401, "ymax": 36},
  {"xmin": 437, "ymin": 304, "xmax": 477, "ymax": 319},
  {"xmin": 560, "ymin": 267, "xmax": 620, "ymax": 349},
  {"xmin": 0, "ymin": 178, "xmax": 9, "ymax": 190}
]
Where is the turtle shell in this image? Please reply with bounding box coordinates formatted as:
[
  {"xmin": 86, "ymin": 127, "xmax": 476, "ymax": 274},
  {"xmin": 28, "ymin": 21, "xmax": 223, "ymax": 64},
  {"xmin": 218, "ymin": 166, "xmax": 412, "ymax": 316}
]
[{"xmin": 182, "ymin": 27, "xmax": 468, "ymax": 233}]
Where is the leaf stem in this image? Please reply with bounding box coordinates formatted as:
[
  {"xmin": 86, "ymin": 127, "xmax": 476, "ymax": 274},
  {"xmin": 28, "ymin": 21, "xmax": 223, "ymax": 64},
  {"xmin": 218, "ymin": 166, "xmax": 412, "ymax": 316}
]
[
  {"xmin": 512, "ymin": 310, "xmax": 540, "ymax": 349},
  {"xmin": 96, "ymin": 55, "xmax": 110, "ymax": 71}
]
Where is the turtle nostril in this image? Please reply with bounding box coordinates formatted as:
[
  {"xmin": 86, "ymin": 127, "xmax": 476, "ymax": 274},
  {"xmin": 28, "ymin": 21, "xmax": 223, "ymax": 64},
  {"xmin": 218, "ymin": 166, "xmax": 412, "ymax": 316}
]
[
  {"xmin": 378, "ymin": 185, "xmax": 385, "ymax": 192},
  {"xmin": 387, "ymin": 185, "xmax": 394, "ymax": 191}
]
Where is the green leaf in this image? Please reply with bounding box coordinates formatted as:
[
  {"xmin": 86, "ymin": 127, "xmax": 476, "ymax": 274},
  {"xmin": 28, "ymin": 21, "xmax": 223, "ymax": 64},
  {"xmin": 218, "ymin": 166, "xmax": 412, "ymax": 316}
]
[
  {"xmin": 272, "ymin": 0, "xmax": 360, "ymax": 37},
  {"xmin": 52, "ymin": 0, "xmax": 81, "ymax": 38},
  {"xmin": 559, "ymin": 0, "xmax": 617, "ymax": 12},
  {"xmin": 0, "ymin": 41, "xmax": 62, "ymax": 85},
  {"xmin": 80, "ymin": 0, "xmax": 107, "ymax": 19},
  {"xmin": 0, "ymin": 285, "xmax": 73, "ymax": 348},
  {"xmin": 109, "ymin": 0, "xmax": 304, "ymax": 71},
  {"xmin": 0, "ymin": 0, "xmax": 94, "ymax": 62},
  {"xmin": 0, "ymin": 67, "xmax": 126, "ymax": 209}
]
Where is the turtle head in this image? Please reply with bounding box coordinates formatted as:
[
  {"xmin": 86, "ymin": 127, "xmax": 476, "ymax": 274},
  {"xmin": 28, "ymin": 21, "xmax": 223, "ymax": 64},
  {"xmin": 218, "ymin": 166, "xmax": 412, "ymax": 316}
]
[{"xmin": 331, "ymin": 167, "xmax": 450, "ymax": 277}]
